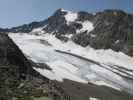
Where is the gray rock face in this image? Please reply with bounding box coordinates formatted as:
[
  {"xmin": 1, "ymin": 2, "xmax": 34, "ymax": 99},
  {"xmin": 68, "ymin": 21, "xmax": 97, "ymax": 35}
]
[
  {"xmin": 43, "ymin": 9, "xmax": 94, "ymax": 36},
  {"xmin": 0, "ymin": 33, "xmax": 31, "ymax": 79},
  {"xmin": 71, "ymin": 31, "xmax": 90, "ymax": 47},
  {"xmin": 0, "ymin": 33, "xmax": 50, "ymax": 80},
  {"xmin": 77, "ymin": 11, "xmax": 94, "ymax": 21},
  {"xmin": 43, "ymin": 9, "xmax": 78, "ymax": 36},
  {"xmin": 71, "ymin": 10, "xmax": 133, "ymax": 56},
  {"xmin": 89, "ymin": 10, "xmax": 133, "ymax": 56}
]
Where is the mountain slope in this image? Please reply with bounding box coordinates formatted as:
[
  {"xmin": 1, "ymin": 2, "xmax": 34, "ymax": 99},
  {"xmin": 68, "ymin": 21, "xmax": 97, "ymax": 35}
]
[
  {"xmin": 8, "ymin": 32, "xmax": 133, "ymax": 100},
  {"xmin": 1, "ymin": 9, "xmax": 133, "ymax": 100},
  {"xmin": 9, "ymin": 32, "xmax": 133, "ymax": 95}
]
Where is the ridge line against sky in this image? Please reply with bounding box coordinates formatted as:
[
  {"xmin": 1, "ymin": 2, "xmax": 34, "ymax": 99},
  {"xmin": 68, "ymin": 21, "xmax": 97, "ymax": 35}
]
[{"xmin": 0, "ymin": 0, "xmax": 133, "ymax": 28}]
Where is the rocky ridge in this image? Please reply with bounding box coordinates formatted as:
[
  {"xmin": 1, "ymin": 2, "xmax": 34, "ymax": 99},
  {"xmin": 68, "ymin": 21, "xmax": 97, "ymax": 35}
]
[{"xmin": 1, "ymin": 9, "xmax": 133, "ymax": 56}]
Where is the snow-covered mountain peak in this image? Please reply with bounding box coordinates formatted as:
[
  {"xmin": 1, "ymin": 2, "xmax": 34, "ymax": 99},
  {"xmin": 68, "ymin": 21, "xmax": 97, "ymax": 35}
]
[{"xmin": 52, "ymin": 8, "xmax": 79, "ymax": 25}]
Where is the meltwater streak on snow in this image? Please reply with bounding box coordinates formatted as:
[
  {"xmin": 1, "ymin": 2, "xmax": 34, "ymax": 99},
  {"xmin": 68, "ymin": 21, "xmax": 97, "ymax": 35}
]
[
  {"xmin": 55, "ymin": 50, "xmax": 133, "ymax": 93},
  {"xmin": 9, "ymin": 33, "xmax": 133, "ymax": 94}
]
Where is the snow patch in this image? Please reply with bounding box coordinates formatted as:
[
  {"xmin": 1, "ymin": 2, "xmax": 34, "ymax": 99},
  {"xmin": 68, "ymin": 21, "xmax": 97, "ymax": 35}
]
[
  {"xmin": 77, "ymin": 21, "xmax": 94, "ymax": 33},
  {"xmin": 115, "ymin": 40, "xmax": 120, "ymax": 44},
  {"xmin": 91, "ymin": 80, "xmax": 121, "ymax": 91},
  {"xmin": 30, "ymin": 25, "xmax": 47, "ymax": 35},
  {"xmin": 60, "ymin": 8, "xmax": 69, "ymax": 12},
  {"xmin": 65, "ymin": 11, "xmax": 78, "ymax": 24},
  {"xmin": 90, "ymin": 97, "xmax": 99, "ymax": 100}
]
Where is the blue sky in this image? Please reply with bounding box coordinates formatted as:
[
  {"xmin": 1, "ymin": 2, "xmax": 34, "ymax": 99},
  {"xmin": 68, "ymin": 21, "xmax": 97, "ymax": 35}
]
[{"xmin": 0, "ymin": 0, "xmax": 133, "ymax": 28}]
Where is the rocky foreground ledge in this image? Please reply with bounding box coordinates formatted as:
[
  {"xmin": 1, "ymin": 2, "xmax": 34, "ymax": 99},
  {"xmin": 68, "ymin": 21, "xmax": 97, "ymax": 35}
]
[{"xmin": 0, "ymin": 33, "xmax": 57, "ymax": 100}]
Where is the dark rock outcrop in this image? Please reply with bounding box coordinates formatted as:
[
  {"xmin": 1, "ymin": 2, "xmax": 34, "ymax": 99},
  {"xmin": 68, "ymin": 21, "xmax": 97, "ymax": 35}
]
[
  {"xmin": 0, "ymin": 33, "xmax": 30, "ymax": 79},
  {"xmin": 0, "ymin": 33, "xmax": 53, "ymax": 100},
  {"xmin": 43, "ymin": 9, "xmax": 77, "ymax": 35},
  {"xmin": 72, "ymin": 10, "xmax": 133, "ymax": 56},
  {"xmin": 77, "ymin": 11, "xmax": 94, "ymax": 21},
  {"xmin": 0, "ymin": 33, "xmax": 51, "ymax": 80},
  {"xmin": 89, "ymin": 10, "xmax": 133, "ymax": 56}
]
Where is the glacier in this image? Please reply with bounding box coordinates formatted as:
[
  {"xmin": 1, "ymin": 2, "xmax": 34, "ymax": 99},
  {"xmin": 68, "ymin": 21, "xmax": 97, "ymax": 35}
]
[{"xmin": 9, "ymin": 33, "xmax": 133, "ymax": 94}]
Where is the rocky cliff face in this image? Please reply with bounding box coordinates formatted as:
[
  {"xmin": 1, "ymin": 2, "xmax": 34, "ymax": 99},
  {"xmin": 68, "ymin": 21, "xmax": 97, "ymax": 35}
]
[
  {"xmin": 0, "ymin": 33, "xmax": 32, "ymax": 99},
  {"xmin": 0, "ymin": 33, "xmax": 31, "ymax": 79},
  {"xmin": 0, "ymin": 33, "xmax": 57, "ymax": 100},
  {"xmin": 89, "ymin": 10, "xmax": 133, "ymax": 56}
]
